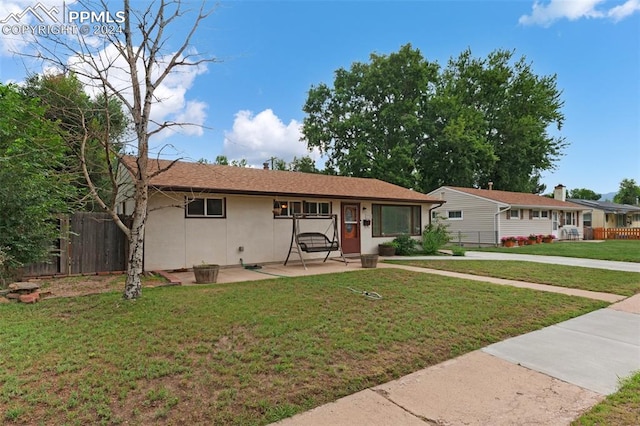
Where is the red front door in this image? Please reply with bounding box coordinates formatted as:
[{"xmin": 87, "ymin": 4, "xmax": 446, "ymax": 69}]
[{"xmin": 341, "ymin": 203, "xmax": 361, "ymax": 254}]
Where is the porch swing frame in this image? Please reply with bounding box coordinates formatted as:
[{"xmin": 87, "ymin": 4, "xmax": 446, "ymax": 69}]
[{"xmin": 284, "ymin": 213, "xmax": 347, "ymax": 270}]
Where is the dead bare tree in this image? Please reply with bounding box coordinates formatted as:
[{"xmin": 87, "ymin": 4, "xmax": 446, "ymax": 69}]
[{"xmin": 20, "ymin": 0, "xmax": 216, "ymax": 299}]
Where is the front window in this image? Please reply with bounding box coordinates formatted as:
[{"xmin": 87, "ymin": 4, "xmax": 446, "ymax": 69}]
[
  {"xmin": 583, "ymin": 213, "xmax": 592, "ymax": 227},
  {"xmin": 275, "ymin": 200, "xmax": 330, "ymax": 217},
  {"xmin": 509, "ymin": 209, "xmax": 520, "ymax": 219},
  {"xmin": 532, "ymin": 210, "xmax": 540, "ymax": 219},
  {"xmin": 186, "ymin": 197, "xmax": 225, "ymax": 218},
  {"xmin": 303, "ymin": 201, "xmax": 331, "ymax": 215},
  {"xmin": 372, "ymin": 204, "xmax": 421, "ymax": 237},
  {"xmin": 565, "ymin": 211, "xmax": 575, "ymax": 226},
  {"xmin": 279, "ymin": 201, "xmax": 302, "ymax": 217}
]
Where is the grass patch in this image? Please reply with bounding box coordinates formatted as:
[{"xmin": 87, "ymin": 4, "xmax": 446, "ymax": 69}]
[
  {"xmin": 474, "ymin": 240, "xmax": 640, "ymax": 263},
  {"xmin": 387, "ymin": 260, "xmax": 640, "ymax": 296},
  {"xmin": 0, "ymin": 269, "xmax": 606, "ymax": 425},
  {"xmin": 573, "ymin": 371, "xmax": 640, "ymax": 425}
]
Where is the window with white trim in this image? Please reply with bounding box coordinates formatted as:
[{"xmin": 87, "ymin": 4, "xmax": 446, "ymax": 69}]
[
  {"xmin": 277, "ymin": 201, "xmax": 302, "ymax": 217},
  {"xmin": 303, "ymin": 201, "xmax": 331, "ymax": 215},
  {"xmin": 532, "ymin": 210, "xmax": 540, "ymax": 219},
  {"xmin": 447, "ymin": 210, "xmax": 463, "ymax": 220},
  {"xmin": 509, "ymin": 209, "xmax": 520, "ymax": 219},
  {"xmin": 583, "ymin": 213, "xmax": 592, "ymax": 227},
  {"xmin": 541, "ymin": 210, "xmax": 549, "ymax": 219},
  {"xmin": 186, "ymin": 197, "xmax": 225, "ymax": 218},
  {"xmin": 565, "ymin": 211, "xmax": 576, "ymax": 226}
]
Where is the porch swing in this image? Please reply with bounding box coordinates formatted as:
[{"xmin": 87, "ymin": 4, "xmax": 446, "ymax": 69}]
[{"xmin": 284, "ymin": 213, "xmax": 347, "ymax": 270}]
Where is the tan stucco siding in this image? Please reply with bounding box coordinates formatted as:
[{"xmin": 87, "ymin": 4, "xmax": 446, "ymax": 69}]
[
  {"xmin": 144, "ymin": 192, "xmax": 437, "ymax": 270},
  {"xmin": 144, "ymin": 192, "xmax": 191, "ymax": 270}
]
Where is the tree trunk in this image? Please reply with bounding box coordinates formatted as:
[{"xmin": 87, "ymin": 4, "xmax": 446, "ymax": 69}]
[{"xmin": 123, "ymin": 181, "xmax": 148, "ymax": 299}]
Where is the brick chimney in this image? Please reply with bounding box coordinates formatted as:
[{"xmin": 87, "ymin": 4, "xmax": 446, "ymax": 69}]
[
  {"xmin": 553, "ymin": 184, "xmax": 566, "ymax": 202},
  {"xmin": 488, "ymin": 181, "xmax": 493, "ymax": 190}
]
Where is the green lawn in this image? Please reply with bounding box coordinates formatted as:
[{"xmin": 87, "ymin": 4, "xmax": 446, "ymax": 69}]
[
  {"xmin": 387, "ymin": 260, "xmax": 640, "ymax": 296},
  {"xmin": 573, "ymin": 371, "xmax": 640, "ymax": 426},
  {"xmin": 0, "ymin": 269, "xmax": 606, "ymax": 425},
  {"xmin": 472, "ymin": 240, "xmax": 640, "ymax": 263}
]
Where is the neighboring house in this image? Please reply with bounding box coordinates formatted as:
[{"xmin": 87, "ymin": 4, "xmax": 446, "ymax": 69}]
[
  {"xmin": 119, "ymin": 158, "xmax": 444, "ymax": 271},
  {"xmin": 566, "ymin": 199, "xmax": 640, "ymax": 229},
  {"xmin": 427, "ymin": 184, "xmax": 585, "ymax": 245}
]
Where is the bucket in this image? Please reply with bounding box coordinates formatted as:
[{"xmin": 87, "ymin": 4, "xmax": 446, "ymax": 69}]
[{"xmin": 360, "ymin": 254, "xmax": 378, "ymax": 268}]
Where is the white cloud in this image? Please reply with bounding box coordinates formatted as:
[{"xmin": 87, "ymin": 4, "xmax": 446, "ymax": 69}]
[
  {"xmin": 67, "ymin": 43, "xmax": 209, "ymax": 142},
  {"xmin": 519, "ymin": 0, "xmax": 640, "ymax": 26},
  {"xmin": 223, "ymin": 109, "xmax": 320, "ymax": 166},
  {"xmin": 608, "ymin": 0, "xmax": 640, "ymax": 21}
]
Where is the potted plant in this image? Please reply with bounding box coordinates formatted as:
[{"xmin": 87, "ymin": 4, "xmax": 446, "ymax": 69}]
[
  {"xmin": 517, "ymin": 236, "xmax": 527, "ymax": 246},
  {"xmin": 193, "ymin": 262, "xmax": 220, "ymax": 283},
  {"xmin": 501, "ymin": 236, "xmax": 516, "ymax": 248},
  {"xmin": 527, "ymin": 234, "xmax": 538, "ymax": 245},
  {"xmin": 378, "ymin": 241, "xmax": 397, "ymax": 256},
  {"xmin": 542, "ymin": 234, "xmax": 556, "ymax": 243}
]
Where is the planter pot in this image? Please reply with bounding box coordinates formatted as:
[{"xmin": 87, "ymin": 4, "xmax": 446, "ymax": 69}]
[
  {"xmin": 517, "ymin": 240, "xmax": 525, "ymax": 246},
  {"xmin": 360, "ymin": 254, "xmax": 379, "ymax": 268},
  {"xmin": 543, "ymin": 238, "xmax": 553, "ymax": 244},
  {"xmin": 193, "ymin": 264, "xmax": 220, "ymax": 283},
  {"xmin": 503, "ymin": 240, "xmax": 515, "ymax": 248},
  {"xmin": 378, "ymin": 245, "xmax": 396, "ymax": 256},
  {"xmin": 528, "ymin": 239, "xmax": 537, "ymax": 245}
]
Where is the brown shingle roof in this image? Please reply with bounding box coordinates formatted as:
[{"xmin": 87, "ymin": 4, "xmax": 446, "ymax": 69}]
[
  {"xmin": 123, "ymin": 157, "xmax": 442, "ymax": 203},
  {"xmin": 446, "ymin": 186, "xmax": 584, "ymax": 209}
]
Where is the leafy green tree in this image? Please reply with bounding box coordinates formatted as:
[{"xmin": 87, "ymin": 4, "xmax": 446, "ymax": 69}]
[
  {"xmin": 0, "ymin": 83, "xmax": 75, "ymax": 283},
  {"xmin": 569, "ymin": 188, "xmax": 601, "ymax": 200},
  {"xmin": 22, "ymin": 73, "xmax": 129, "ymax": 210},
  {"xmin": 303, "ymin": 44, "xmax": 438, "ymax": 189},
  {"xmin": 290, "ymin": 155, "xmax": 319, "ymax": 173},
  {"xmin": 214, "ymin": 155, "xmax": 228, "ymax": 165},
  {"xmin": 302, "ymin": 45, "xmax": 567, "ymax": 193},
  {"xmin": 273, "ymin": 158, "xmax": 288, "ymax": 171},
  {"xmin": 451, "ymin": 49, "xmax": 566, "ymax": 193},
  {"xmin": 614, "ymin": 179, "xmax": 640, "ymax": 205},
  {"xmin": 230, "ymin": 158, "xmax": 248, "ymax": 167}
]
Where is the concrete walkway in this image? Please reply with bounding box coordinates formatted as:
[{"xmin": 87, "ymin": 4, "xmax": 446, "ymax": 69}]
[
  {"xmin": 394, "ymin": 251, "xmax": 640, "ymax": 273},
  {"xmin": 162, "ymin": 254, "xmax": 640, "ymax": 425}
]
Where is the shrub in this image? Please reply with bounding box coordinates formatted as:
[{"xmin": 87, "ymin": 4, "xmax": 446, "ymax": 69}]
[
  {"xmin": 421, "ymin": 222, "xmax": 451, "ymax": 255},
  {"xmin": 392, "ymin": 234, "xmax": 418, "ymax": 256},
  {"xmin": 451, "ymin": 246, "xmax": 466, "ymax": 256}
]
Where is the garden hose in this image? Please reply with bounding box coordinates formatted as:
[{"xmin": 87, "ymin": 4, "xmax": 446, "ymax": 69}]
[
  {"xmin": 347, "ymin": 287, "xmax": 382, "ymax": 300},
  {"xmin": 240, "ymin": 258, "xmax": 287, "ymax": 278}
]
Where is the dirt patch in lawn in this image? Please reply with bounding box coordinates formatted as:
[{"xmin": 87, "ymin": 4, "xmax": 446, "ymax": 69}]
[{"xmin": 29, "ymin": 274, "xmax": 168, "ymax": 298}]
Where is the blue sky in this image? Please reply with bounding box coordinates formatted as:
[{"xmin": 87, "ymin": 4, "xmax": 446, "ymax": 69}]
[{"xmin": 0, "ymin": 0, "xmax": 638, "ymax": 195}]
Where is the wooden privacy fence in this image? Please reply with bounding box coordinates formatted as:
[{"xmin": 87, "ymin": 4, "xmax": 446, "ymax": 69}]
[
  {"xmin": 592, "ymin": 227, "xmax": 640, "ymax": 240},
  {"xmin": 23, "ymin": 212, "xmax": 129, "ymax": 277}
]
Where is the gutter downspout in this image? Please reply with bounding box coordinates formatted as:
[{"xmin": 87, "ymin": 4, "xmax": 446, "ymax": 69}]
[
  {"xmin": 495, "ymin": 205, "xmax": 511, "ymax": 245},
  {"xmin": 428, "ymin": 201, "xmax": 446, "ymax": 226}
]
